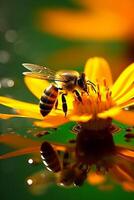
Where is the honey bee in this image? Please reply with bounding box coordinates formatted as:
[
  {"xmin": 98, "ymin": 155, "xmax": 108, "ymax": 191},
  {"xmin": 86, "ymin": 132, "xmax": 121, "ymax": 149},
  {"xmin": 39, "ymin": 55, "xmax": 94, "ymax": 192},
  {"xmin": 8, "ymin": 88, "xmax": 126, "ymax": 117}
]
[{"xmin": 22, "ymin": 63, "xmax": 96, "ymax": 117}]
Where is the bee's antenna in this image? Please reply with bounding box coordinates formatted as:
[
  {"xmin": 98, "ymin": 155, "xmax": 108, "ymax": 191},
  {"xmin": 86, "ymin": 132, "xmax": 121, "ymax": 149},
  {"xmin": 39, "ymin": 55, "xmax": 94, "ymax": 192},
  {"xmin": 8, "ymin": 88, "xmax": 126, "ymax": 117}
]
[{"xmin": 87, "ymin": 80, "xmax": 96, "ymax": 93}]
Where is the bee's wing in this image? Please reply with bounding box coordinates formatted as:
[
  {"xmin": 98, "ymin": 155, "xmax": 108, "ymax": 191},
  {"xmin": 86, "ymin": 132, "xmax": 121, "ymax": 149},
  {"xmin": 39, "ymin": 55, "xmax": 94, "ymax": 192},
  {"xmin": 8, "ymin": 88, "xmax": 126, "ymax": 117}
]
[
  {"xmin": 22, "ymin": 63, "xmax": 56, "ymax": 81},
  {"xmin": 22, "ymin": 72, "xmax": 55, "ymax": 80},
  {"xmin": 22, "ymin": 63, "xmax": 55, "ymax": 74},
  {"xmin": 22, "ymin": 63, "xmax": 74, "ymax": 82}
]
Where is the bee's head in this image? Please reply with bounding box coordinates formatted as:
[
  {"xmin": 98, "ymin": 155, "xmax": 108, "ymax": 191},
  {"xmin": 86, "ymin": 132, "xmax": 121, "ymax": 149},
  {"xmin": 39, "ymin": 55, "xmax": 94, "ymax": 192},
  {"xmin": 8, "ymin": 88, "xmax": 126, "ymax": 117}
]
[{"xmin": 78, "ymin": 73, "xmax": 88, "ymax": 92}]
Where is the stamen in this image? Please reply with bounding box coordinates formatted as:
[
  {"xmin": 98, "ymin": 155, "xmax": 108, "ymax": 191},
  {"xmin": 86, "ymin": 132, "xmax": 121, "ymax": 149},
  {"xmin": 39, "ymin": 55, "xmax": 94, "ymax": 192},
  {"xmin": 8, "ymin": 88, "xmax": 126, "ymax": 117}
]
[
  {"xmin": 109, "ymin": 91, "xmax": 112, "ymax": 96},
  {"xmin": 97, "ymin": 84, "xmax": 100, "ymax": 93},
  {"xmin": 73, "ymin": 77, "xmax": 115, "ymax": 122},
  {"xmin": 104, "ymin": 78, "xmax": 109, "ymax": 91},
  {"xmin": 88, "ymin": 97, "xmax": 93, "ymax": 114},
  {"xmin": 106, "ymin": 91, "xmax": 109, "ymax": 100},
  {"xmin": 103, "ymin": 79, "xmax": 107, "ymax": 87},
  {"xmin": 97, "ymin": 92, "xmax": 101, "ymax": 102}
]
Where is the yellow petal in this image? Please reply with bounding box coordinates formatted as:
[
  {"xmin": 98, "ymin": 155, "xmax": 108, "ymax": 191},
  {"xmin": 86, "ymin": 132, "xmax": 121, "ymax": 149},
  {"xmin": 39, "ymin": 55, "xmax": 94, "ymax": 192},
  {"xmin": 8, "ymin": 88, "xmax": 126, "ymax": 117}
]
[
  {"xmin": 33, "ymin": 115, "xmax": 69, "ymax": 128},
  {"xmin": 111, "ymin": 63, "xmax": 134, "ymax": 99},
  {"xmin": 0, "ymin": 111, "xmax": 43, "ymax": 120},
  {"xmin": 0, "ymin": 134, "xmax": 40, "ymax": 149},
  {"xmin": 113, "ymin": 110, "xmax": 134, "ymax": 126},
  {"xmin": 117, "ymin": 98, "xmax": 134, "ymax": 108},
  {"xmin": 0, "ymin": 113, "xmax": 25, "ymax": 119},
  {"xmin": 115, "ymin": 88, "xmax": 134, "ymax": 105},
  {"xmin": 24, "ymin": 76, "xmax": 50, "ymax": 99},
  {"xmin": 69, "ymin": 114, "xmax": 92, "ymax": 122},
  {"xmin": 87, "ymin": 172, "xmax": 106, "ymax": 185},
  {"xmin": 0, "ymin": 96, "xmax": 39, "ymax": 113},
  {"xmin": 84, "ymin": 57, "xmax": 113, "ymax": 86},
  {"xmin": 0, "ymin": 141, "xmax": 70, "ymax": 160},
  {"xmin": 122, "ymin": 182, "xmax": 134, "ymax": 192},
  {"xmin": 16, "ymin": 109, "xmax": 43, "ymax": 119},
  {"xmin": 116, "ymin": 146, "xmax": 134, "ymax": 160},
  {"xmin": 0, "ymin": 146, "xmax": 40, "ymax": 160},
  {"xmin": 97, "ymin": 107, "xmax": 121, "ymax": 118},
  {"xmin": 111, "ymin": 165, "xmax": 134, "ymax": 183}
]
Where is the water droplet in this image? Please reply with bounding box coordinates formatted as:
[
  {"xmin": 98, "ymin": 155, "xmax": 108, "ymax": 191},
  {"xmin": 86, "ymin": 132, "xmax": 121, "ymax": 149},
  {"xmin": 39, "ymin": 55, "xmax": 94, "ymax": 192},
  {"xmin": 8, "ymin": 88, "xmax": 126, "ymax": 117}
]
[
  {"xmin": 5, "ymin": 29, "xmax": 18, "ymax": 43},
  {"xmin": 0, "ymin": 50, "xmax": 10, "ymax": 64},
  {"xmin": 27, "ymin": 178, "xmax": 33, "ymax": 186},
  {"xmin": 28, "ymin": 158, "xmax": 34, "ymax": 165},
  {"xmin": 0, "ymin": 78, "xmax": 14, "ymax": 88},
  {"xmin": 124, "ymin": 107, "xmax": 129, "ymax": 111}
]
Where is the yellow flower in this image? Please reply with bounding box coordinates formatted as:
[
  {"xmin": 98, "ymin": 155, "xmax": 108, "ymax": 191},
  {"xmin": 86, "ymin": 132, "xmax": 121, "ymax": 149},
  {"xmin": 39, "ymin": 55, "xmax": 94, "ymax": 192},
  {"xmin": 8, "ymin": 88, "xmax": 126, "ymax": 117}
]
[{"xmin": 0, "ymin": 57, "xmax": 134, "ymax": 129}]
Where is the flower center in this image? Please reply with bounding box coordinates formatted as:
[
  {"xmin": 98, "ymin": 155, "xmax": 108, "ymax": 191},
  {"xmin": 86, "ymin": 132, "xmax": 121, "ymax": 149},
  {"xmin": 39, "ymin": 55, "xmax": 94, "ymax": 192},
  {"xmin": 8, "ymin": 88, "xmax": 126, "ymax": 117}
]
[{"xmin": 72, "ymin": 79, "xmax": 116, "ymax": 130}]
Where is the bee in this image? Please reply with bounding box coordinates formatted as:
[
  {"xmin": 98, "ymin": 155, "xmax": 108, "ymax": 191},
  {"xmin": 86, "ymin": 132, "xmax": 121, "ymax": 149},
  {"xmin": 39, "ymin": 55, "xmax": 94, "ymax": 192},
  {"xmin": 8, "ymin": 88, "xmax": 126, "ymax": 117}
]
[
  {"xmin": 22, "ymin": 63, "xmax": 96, "ymax": 117},
  {"xmin": 40, "ymin": 141, "xmax": 61, "ymax": 172}
]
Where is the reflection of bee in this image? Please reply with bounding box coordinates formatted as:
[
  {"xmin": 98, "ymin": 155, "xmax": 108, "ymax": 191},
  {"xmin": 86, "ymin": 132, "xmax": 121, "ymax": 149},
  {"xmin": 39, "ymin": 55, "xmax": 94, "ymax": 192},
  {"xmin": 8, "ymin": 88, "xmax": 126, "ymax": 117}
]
[
  {"xmin": 22, "ymin": 63, "xmax": 96, "ymax": 116},
  {"xmin": 40, "ymin": 141, "xmax": 61, "ymax": 172},
  {"xmin": 59, "ymin": 163, "xmax": 88, "ymax": 187},
  {"xmin": 40, "ymin": 141, "xmax": 89, "ymax": 187},
  {"xmin": 41, "ymin": 143, "xmax": 88, "ymax": 187}
]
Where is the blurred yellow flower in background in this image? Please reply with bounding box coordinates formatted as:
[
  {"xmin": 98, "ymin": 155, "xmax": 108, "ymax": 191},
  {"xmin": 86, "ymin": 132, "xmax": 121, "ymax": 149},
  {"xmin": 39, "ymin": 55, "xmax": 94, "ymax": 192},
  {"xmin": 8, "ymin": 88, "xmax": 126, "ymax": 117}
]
[{"xmin": 37, "ymin": 0, "xmax": 134, "ymax": 40}]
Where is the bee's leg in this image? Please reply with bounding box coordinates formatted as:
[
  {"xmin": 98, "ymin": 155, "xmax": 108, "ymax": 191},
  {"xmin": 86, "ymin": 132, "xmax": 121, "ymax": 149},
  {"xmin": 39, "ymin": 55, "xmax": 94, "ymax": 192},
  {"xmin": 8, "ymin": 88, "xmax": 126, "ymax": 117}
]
[
  {"xmin": 73, "ymin": 90, "xmax": 82, "ymax": 102},
  {"xmin": 55, "ymin": 88, "xmax": 63, "ymax": 110},
  {"xmin": 61, "ymin": 93, "xmax": 67, "ymax": 116},
  {"xmin": 63, "ymin": 151, "xmax": 70, "ymax": 168},
  {"xmin": 91, "ymin": 84, "xmax": 96, "ymax": 93},
  {"xmin": 85, "ymin": 86, "xmax": 90, "ymax": 95},
  {"xmin": 54, "ymin": 98, "xmax": 58, "ymax": 110}
]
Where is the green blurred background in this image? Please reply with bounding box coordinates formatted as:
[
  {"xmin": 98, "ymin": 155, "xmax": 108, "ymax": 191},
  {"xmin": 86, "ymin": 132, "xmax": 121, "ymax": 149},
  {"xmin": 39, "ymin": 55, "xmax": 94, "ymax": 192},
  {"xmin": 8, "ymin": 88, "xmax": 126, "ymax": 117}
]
[{"xmin": 0, "ymin": 0, "xmax": 134, "ymax": 199}]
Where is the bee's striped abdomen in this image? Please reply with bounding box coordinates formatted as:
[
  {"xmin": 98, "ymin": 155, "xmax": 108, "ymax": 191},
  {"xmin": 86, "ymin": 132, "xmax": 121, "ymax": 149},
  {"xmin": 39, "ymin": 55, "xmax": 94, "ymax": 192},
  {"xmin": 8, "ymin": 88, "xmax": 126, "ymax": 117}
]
[
  {"xmin": 39, "ymin": 84, "xmax": 58, "ymax": 117},
  {"xmin": 40, "ymin": 141, "xmax": 61, "ymax": 172}
]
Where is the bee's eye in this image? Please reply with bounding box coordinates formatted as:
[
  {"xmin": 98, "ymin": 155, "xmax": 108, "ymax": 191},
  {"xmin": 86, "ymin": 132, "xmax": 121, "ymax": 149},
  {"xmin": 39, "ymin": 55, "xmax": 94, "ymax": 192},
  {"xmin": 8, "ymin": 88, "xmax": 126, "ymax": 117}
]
[{"xmin": 78, "ymin": 78, "xmax": 84, "ymax": 87}]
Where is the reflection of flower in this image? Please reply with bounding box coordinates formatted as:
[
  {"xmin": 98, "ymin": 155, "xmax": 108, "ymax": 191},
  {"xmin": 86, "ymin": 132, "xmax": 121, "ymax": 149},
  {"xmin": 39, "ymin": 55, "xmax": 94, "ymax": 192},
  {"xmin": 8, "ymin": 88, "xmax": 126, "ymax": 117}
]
[
  {"xmin": 0, "ymin": 57, "xmax": 134, "ymax": 129},
  {"xmin": 79, "ymin": 128, "xmax": 134, "ymax": 191},
  {"xmin": 37, "ymin": 0, "xmax": 134, "ymax": 40},
  {"xmin": 0, "ymin": 131, "xmax": 134, "ymax": 192}
]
